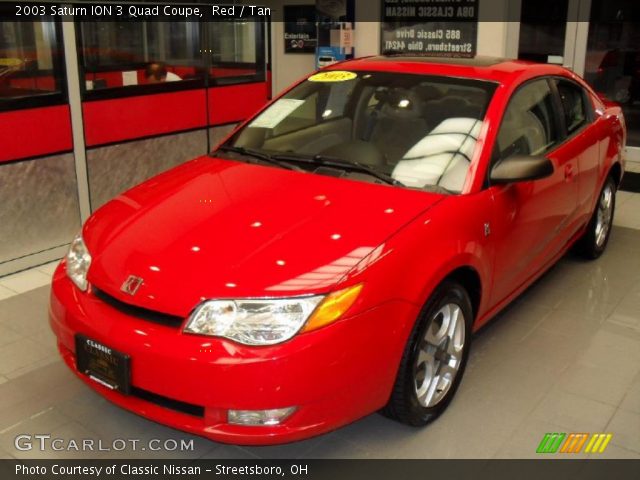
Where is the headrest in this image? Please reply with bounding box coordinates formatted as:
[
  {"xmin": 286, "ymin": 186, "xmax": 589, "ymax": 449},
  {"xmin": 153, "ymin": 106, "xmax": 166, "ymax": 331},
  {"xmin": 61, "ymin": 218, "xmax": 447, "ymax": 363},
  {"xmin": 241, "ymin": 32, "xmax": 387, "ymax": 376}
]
[{"xmin": 379, "ymin": 88, "xmax": 424, "ymax": 119}]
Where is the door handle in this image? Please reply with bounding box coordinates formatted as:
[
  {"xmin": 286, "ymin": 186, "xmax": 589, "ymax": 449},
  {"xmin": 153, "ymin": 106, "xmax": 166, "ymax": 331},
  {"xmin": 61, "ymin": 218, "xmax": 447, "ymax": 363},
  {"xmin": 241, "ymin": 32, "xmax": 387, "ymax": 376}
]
[{"xmin": 564, "ymin": 164, "xmax": 575, "ymax": 181}]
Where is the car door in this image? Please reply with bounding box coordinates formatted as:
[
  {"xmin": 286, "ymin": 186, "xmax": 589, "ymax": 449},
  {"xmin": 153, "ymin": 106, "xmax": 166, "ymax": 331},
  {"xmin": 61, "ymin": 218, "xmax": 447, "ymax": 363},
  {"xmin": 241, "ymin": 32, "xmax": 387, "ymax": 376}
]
[
  {"xmin": 552, "ymin": 78, "xmax": 600, "ymax": 228},
  {"xmin": 489, "ymin": 78, "xmax": 579, "ymax": 306}
]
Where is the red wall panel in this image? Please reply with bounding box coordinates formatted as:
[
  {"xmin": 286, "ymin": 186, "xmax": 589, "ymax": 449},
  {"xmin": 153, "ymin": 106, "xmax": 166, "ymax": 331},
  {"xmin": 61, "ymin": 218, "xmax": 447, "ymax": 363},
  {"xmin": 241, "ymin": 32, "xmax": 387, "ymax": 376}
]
[
  {"xmin": 83, "ymin": 89, "xmax": 208, "ymax": 147},
  {"xmin": 208, "ymin": 82, "xmax": 268, "ymax": 126},
  {"xmin": 0, "ymin": 105, "xmax": 72, "ymax": 163},
  {"xmin": 211, "ymin": 68, "xmax": 257, "ymax": 78}
]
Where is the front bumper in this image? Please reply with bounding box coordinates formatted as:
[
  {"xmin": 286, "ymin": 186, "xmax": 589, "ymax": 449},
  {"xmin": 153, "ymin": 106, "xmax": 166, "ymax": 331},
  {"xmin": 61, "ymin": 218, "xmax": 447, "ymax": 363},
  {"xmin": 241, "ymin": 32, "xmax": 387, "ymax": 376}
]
[{"xmin": 49, "ymin": 263, "xmax": 417, "ymax": 445}]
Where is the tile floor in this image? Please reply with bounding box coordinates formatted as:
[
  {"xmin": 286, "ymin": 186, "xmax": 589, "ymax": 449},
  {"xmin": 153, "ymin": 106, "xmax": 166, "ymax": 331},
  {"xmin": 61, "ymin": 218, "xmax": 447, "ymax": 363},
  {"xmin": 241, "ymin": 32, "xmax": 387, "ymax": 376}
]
[{"xmin": 0, "ymin": 195, "xmax": 639, "ymax": 459}]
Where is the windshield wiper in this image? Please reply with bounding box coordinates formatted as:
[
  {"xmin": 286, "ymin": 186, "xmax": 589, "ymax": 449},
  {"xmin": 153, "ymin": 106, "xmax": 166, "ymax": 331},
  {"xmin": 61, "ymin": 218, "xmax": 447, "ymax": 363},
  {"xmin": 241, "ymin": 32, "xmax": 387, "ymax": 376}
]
[
  {"xmin": 272, "ymin": 153, "xmax": 405, "ymax": 187},
  {"xmin": 214, "ymin": 146, "xmax": 303, "ymax": 172}
]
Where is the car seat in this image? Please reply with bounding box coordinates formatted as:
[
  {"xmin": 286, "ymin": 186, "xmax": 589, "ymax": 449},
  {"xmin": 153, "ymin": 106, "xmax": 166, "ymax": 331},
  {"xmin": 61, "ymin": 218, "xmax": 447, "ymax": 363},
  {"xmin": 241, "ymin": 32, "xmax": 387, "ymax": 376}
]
[{"xmin": 391, "ymin": 117, "xmax": 482, "ymax": 192}]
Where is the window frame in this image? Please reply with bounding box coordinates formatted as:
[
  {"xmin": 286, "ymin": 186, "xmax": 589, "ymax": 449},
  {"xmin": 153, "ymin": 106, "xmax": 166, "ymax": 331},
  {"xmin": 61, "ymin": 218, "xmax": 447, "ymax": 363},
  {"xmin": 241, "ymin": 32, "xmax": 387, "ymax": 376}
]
[
  {"xmin": 488, "ymin": 74, "xmax": 598, "ymax": 188},
  {"xmin": 491, "ymin": 75, "xmax": 566, "ymax": 160},
  {"xmin": 549, "ymin": 76, "xmax": 595, "ymax": 142},
  {"xmin": 0, "ymin": 18, "xmax": 68, "ymax": 113},
  {"xmin": 489, "ymin": 76, "xmax": 566, "ymax": 173}
]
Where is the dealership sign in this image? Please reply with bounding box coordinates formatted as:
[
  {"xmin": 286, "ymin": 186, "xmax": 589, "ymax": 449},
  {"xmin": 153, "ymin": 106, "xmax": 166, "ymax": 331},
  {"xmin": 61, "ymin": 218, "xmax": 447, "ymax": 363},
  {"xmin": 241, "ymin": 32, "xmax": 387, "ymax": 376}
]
[
  {"xmin": 381, "ymin": 0, "xmax": 478, "ymax": 57},
  {"xmin": 284, "ymin": 5, "xmax": 317, "ymax": 53}
]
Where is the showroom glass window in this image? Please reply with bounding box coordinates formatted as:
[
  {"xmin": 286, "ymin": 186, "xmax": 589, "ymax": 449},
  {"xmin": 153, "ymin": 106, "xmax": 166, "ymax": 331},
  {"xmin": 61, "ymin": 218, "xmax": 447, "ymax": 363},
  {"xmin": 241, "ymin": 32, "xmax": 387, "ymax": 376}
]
[
  {"xmin": 206, "ymin": 20, "xmax": 265, "ymax": 85},
  {"xmin": 496, "ymin": 79, "xmax": 560, "ymax": 159},
  {"xmin": 78, "ymin": 20, "xmax": 204, "ymax": 97},
  {"xmin": 0, "ymin": 15, "xmax": 65, "ymax": 110},
  {"xmin": 78, "ymin": 18, "xmax": 266, "ymax": 97}
]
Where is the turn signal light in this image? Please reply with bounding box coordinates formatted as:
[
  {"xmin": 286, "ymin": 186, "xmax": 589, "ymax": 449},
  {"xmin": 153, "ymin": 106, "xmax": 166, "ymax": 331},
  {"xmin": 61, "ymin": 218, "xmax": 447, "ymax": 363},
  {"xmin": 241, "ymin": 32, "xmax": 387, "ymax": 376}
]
[{"xmin": 302, "ymin": 284, "xmax": 363, "ymax": 333}]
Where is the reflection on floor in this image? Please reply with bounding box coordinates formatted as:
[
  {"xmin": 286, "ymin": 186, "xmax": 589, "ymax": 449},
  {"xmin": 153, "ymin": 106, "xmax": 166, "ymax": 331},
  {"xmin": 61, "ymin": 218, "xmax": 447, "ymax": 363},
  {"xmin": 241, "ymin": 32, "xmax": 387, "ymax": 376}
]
[{"xmin": 1, "ymin": 232, "xmax": 640, "ymax": 459}]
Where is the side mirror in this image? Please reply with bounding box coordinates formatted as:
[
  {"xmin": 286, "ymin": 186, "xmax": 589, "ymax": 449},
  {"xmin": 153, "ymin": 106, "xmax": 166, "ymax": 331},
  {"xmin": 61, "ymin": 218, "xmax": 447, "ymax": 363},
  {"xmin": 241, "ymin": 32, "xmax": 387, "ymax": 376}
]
[{"xmin": 489, "ymin": 155, "xmax": 554, "ymax": 184}]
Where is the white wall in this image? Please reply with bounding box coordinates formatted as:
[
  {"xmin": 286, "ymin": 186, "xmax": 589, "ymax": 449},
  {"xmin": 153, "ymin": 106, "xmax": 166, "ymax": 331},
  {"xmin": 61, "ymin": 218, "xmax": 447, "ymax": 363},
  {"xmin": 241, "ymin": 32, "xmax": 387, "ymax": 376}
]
[
  {"xmin": 354, "ymin": 0, "xmax": 380, "ymax": 58},
  {"xmin": 476, "ymin": 0, "xmax": 513, "ymax": 57}
]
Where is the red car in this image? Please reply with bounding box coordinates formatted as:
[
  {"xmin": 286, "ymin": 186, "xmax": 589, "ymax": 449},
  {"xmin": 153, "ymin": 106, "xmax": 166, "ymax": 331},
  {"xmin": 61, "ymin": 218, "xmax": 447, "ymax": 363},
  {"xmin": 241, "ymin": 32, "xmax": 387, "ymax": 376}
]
[{"xmin": 50, "ymin": 56, "xmax": 626, "ymax": 445}]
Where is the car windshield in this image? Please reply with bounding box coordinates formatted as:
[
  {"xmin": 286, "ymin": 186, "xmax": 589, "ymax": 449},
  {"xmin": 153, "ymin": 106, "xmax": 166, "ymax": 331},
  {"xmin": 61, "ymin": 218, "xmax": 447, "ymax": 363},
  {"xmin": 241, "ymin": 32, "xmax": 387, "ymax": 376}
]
[{"xmin": 222, "ymin": 70, "xmax": 497, "ymax": 194}]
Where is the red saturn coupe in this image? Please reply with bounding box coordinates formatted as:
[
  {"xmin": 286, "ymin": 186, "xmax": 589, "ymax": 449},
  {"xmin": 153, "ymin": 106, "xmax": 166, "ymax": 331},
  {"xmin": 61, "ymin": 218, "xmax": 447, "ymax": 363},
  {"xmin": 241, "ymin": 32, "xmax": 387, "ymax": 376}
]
[{"xmin": 50, "ymin": 56, "xmax": 626, "ymax": 445}]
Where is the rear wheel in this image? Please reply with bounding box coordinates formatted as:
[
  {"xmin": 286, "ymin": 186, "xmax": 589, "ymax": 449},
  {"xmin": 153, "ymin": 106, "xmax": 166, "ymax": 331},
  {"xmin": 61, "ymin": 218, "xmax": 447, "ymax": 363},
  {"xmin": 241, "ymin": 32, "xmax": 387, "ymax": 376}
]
[
  {"xmin": 382, "ymin": 280, "xmax": 473, "ymax": 426},
  {"xmin": 576, "ymin": 176, "xmax": 616, "ymax": 259}
]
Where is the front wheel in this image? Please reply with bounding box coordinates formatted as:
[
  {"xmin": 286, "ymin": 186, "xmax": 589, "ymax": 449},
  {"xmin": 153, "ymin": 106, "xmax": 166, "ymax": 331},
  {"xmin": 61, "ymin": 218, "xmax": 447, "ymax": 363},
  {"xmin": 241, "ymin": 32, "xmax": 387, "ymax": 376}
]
[
  {"xmin": 576, "ymin": 176, "xmax": 617, "ymax": 259},
  {"xmin": 382, "ymin": 280, "xmax": 473, "ymax": 426}
]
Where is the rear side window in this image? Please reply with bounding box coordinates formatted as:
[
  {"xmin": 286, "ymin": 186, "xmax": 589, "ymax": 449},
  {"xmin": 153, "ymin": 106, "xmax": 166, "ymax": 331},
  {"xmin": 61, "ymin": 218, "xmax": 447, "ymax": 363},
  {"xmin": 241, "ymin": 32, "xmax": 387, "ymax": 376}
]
[
  {"xmin": 555, "ymin": 79, "xmax": 590, "ymax": 134},
  {"xmin": 497, "ymin": 79, "xmax": 560, "ymax": 159}
]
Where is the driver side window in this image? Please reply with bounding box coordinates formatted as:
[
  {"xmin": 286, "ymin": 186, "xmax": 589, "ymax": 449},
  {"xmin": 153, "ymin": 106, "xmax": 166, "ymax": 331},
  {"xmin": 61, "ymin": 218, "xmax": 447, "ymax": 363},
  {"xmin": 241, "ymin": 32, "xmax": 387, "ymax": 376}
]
[{"xmin": 497, "ymin": 79, "xmax": 560, "ymax": 160}]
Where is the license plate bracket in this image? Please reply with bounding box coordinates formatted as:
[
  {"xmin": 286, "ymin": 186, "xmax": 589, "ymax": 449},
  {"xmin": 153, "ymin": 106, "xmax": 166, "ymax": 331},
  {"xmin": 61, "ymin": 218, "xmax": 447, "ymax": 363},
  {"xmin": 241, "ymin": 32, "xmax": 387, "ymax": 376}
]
[{"xmin": 75, "ymin": 334, "xmax": 131, "ymax": 394}]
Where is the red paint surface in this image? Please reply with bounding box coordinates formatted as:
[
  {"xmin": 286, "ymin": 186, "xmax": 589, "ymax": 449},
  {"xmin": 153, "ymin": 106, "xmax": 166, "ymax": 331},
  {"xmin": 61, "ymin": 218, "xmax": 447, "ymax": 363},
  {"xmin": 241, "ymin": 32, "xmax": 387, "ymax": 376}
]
[
  {"xmin": 0, "ymin": 104, "xmax": 72, "ymax": 162},
  {"xmin": 83, "ymin": 89, "xmax": 208, "ymax": 147},
  {"xmin": 208, "ymin": 82, "xmax": 268, "ymax": 125},
  {"xmin": 51, "ymin": 270, "xmax": 418, "ymax": 445},
  {"xmin": 50, "ymin": 58, "xmax": 626, "ymax": 444}
]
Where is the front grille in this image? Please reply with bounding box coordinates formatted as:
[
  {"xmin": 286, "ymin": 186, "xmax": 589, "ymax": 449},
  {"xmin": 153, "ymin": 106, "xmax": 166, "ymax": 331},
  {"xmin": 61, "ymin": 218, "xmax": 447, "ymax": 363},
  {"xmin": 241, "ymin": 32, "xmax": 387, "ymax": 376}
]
[
  {"xmin": 92, "ymin": 287, "xmax": 185, "ymax": 328},
  {"xmin": 131, "ymin": 387, "xmax": 205, "ymax": 418}
]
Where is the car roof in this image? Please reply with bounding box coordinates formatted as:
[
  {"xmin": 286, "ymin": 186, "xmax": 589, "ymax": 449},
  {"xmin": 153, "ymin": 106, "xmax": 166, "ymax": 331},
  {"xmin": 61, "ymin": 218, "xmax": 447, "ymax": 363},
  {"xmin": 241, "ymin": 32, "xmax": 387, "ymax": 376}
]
[{"xmin": 329, "ymin": 55, "xmax": 569, "ymax": 85}]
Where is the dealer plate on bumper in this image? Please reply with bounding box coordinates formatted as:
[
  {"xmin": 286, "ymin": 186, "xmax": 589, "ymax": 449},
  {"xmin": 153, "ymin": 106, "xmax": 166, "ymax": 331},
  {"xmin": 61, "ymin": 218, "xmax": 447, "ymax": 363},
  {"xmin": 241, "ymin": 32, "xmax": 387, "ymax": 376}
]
[{"xmin": 75, "ymin": 335, "xmax": 131, "ymax": 394}]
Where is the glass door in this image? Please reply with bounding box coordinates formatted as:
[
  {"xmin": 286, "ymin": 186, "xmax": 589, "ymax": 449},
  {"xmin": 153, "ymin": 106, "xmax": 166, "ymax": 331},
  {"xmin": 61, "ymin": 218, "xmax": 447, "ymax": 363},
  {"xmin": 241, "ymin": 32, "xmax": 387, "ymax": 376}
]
[
  {"xmin": 520, "ymin": 0, "xmax": 640, "ymax": 162},
  {"xmin": 581, "ymin": 0, "xmax": 640, "ymax": 162},
  {"xmin": 518, "ymin": 0, "xmax": 571, "ymax": 65},
  {"xmin": 517, "ymin": 0, "xmax": 589, "ymax": 71}
]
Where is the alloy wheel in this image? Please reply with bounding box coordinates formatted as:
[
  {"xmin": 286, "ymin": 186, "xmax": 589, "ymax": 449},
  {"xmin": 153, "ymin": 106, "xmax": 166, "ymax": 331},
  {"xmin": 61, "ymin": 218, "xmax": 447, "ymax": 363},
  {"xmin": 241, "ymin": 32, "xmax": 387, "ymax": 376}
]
[
  {"xmin": 414, "ymin": 303, "xmax": 466, "ymax": 408},
  {"xmin": 595, "ymin": 182, "xmax": 614, "ymax": 248}
]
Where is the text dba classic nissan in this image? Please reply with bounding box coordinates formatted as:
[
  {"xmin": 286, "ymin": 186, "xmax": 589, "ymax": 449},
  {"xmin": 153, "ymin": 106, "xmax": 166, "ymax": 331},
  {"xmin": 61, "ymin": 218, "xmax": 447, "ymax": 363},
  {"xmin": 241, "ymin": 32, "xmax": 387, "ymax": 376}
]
[{"xmin": 51, "ymin": 55, "xmax": 625, "ymax": 444}]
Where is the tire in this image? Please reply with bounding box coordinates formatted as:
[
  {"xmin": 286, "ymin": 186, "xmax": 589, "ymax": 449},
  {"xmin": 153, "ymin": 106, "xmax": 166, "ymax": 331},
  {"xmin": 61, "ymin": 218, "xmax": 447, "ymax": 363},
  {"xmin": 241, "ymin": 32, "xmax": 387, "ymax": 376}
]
[
  {"xmin": 382, "ymin": 280, "xmax": 473, "ymax": 426},
  {"xmin": 576, "ymin": 175, "xmax": 617, "ymax": 260}
]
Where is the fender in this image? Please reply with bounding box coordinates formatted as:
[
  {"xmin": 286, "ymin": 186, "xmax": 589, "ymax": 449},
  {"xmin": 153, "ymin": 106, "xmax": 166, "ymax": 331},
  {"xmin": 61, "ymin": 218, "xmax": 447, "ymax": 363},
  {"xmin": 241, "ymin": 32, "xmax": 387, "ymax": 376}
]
[{"xmin": 338, "ymin": 193, "xmax": 494, "ymax": 329}]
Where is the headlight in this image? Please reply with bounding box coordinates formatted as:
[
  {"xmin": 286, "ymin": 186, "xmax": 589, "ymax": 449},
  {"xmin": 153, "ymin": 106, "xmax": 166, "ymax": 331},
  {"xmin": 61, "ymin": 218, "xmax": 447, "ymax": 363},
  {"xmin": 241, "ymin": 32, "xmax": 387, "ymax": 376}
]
[
  {"xmin": 66, "ymin": 234, "xmax": 92, "ymax": 291},
  {"xmin": 184, "ymin": 296, "xmax": 323, "ymax": 346},
  {"xmin": 184, "ymin": 284, "xmax": 363, "ymax": 346}
]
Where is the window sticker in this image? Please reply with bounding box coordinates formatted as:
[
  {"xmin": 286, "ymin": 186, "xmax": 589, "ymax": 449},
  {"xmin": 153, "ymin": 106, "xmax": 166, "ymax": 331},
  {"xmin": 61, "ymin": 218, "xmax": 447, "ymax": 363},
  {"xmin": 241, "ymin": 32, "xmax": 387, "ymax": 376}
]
[
  {"xmin": 249, "ymin": 99, "xmax": 305, "ymax": 129},
  {"xmin": 308, "ymin": 71, "xmax": 357, "ymax": 82},
  {"xmin": 0, "ymin": 58, "xmax": 22, "ymax": 67}
]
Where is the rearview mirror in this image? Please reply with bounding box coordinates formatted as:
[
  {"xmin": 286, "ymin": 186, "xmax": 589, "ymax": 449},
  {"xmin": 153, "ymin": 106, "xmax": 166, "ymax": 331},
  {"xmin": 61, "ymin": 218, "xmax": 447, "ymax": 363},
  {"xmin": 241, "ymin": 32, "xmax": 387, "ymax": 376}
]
[{"xmin": 489, "ymin": 155, "xmax": 554, "ymax": 184}]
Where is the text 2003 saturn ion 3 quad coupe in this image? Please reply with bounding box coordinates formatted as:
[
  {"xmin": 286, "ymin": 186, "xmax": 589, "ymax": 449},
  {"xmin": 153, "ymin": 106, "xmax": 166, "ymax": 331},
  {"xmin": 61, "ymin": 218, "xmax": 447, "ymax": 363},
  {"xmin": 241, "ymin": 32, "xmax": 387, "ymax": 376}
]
[{"xmin": 50, "ymin": 56, "xmax": 626, "ymax": 445}]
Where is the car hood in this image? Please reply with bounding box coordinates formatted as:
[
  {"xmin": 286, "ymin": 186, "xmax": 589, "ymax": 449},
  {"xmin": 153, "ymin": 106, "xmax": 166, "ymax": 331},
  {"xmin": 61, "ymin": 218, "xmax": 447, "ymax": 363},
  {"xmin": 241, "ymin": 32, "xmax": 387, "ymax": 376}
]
[{"xmin": 85, "ymin": 156, "xmax": 444, "ymax": 317}]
